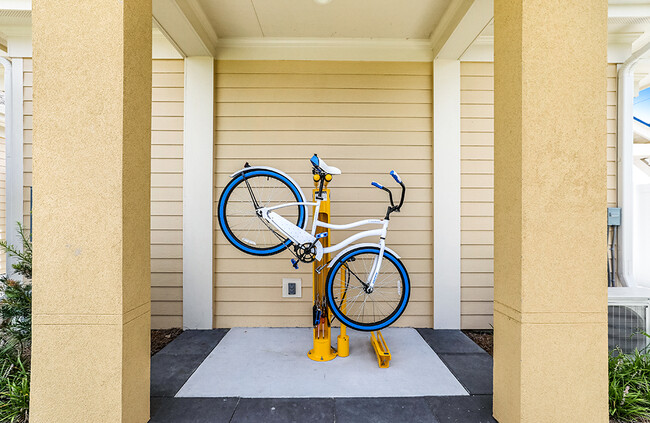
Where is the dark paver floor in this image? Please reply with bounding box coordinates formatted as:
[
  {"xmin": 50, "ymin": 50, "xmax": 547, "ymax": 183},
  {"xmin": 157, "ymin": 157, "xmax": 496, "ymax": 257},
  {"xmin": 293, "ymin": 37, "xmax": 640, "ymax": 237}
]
[{"xmin": 150, "ymin": 329, "xmax": 496, "ymax": 422}]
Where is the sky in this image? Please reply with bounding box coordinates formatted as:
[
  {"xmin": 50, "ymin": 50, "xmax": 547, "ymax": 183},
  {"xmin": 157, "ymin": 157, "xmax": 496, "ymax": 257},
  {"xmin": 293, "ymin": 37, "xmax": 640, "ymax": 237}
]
[{"xmin": 634, "ymin": 87, "xmax": 650, "ymax": 125}]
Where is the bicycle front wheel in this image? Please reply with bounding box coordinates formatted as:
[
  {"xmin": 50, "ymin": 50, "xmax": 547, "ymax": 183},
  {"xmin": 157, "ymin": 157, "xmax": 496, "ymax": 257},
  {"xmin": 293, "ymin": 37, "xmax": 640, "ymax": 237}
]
[
  {"xmin": 326, "ymin": 247, "xmax": 410, "ymax": 331},
  {"xmin": 218, "ymin": 169, "xmax": 307, "ymax": 256}
]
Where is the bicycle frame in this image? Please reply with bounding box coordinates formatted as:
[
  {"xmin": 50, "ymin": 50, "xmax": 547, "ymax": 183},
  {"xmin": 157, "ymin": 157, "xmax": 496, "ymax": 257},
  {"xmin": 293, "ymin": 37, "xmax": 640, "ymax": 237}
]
[{"xmin": 259, "ymin": 197, "xmax": 389, "ymax": 288}]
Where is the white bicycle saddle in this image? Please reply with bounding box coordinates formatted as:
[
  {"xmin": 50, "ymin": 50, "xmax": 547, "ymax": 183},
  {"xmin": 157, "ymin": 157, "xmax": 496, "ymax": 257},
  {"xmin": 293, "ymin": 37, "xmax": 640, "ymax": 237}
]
[{"xmin": 310, "ymin": 154, "xmax": 342, "ymax": 175}]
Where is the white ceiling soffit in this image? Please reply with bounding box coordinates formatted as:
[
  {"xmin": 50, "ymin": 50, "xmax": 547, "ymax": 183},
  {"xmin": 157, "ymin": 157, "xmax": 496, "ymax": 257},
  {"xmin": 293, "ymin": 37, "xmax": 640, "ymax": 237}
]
[
  {"xmin": 609, "ymin": 3, "xmax": 650, "ymax": 19},
  {"xmin": 0, "ymin": 1, "xmax": 30, "ymax": 11},
  {"xmin": 0, "ymin": 8, "xmax": 30, "ymax": 35},
  {"xmin": 197, "ymin": 0, "xmax": 468, "ymax": 61},
  {"xmin": 199, "ymin": 0, "xmax": 451, "ymax": 39},
  {"xmin": 152, "ymin": 0, "xmax": 217, "ymax": 57},
  {"xmin": 430, "ymin": 0, "xmax": 493, "ymax": 60}
]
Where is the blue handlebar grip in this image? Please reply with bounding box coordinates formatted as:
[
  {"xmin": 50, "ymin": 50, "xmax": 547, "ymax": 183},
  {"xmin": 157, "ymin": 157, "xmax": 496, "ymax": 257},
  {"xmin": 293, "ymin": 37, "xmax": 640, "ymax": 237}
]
[
  {"xmin": 390, "ymin": 170, "xmax": 402, "ymax": 184},
  {"xmin": 371, "ymin": 181, "xmax": 384, "ymax": 189}
]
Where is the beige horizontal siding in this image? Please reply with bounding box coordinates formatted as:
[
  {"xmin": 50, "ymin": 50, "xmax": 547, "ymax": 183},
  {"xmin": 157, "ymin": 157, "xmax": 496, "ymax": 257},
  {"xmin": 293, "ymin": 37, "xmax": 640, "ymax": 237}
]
[
  {"xmin": 23, "ymin": 60, "xmax": 32, "ymax": 237},
  {"xmin": 607, "ymin": 64, "xmax": 618, "ymax": 207},
  {"xmin": 151, "ymin": 59, "xmax": 184, "ymax": 329},
  {"xmin": 214, "ymin": 60, "xmax": 432, "ymax": 329},
  {"xmin": 459, "ymin": 62, "xmax": 618, "ymax": 329},
  {"xmin": 22, "ymin": 58, "xmax": 184, "ymax": 328}
]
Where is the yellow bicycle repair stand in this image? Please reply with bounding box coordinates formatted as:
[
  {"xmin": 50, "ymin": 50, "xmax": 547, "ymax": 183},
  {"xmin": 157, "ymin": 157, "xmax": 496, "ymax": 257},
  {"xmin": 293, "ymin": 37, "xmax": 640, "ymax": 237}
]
[{"xmin": 307, "ymin": 176, "xmax": 391, "ymax": 368}]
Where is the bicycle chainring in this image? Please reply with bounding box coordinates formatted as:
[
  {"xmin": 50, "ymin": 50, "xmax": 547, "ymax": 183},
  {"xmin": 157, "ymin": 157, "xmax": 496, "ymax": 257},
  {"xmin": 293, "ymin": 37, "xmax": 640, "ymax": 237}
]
[{"xmin": 294, "ymin": 243, "xmax": 317, "ymax": 263}]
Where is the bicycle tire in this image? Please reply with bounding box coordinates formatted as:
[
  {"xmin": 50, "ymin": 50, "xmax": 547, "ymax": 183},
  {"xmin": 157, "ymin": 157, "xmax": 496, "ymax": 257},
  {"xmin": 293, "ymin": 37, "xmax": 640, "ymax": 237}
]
[
  {"xmin": 218, "ymin": 169, "xmax": 307, "ymax": 256},
  {"xmin": 326, "ymin": 246, "xmax": 410, "ymax": 331}
]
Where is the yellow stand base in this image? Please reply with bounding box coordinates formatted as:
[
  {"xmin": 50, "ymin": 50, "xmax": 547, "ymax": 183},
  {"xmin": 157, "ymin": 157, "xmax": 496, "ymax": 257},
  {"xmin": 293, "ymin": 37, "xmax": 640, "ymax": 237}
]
[
  {"xmin": 308, "ymin": 336, "xmax": 338, "ymax": 361},
  {"xmin": 337, "ymin": 334, "xmax": 350, "ymax": 357},
  {"xmin": 370, "ymin": 331, "xmax": 391, "ymax": 368}
]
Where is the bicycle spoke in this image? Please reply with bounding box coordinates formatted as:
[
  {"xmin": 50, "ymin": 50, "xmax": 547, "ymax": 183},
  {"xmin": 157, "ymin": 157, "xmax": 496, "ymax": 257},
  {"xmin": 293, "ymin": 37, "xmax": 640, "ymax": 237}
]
[
  {"xmin": 329, "ymin": 250, "xmax": 407, "ymax": 329},
  {"xmin": 221, "ymin": 172, "xmax": 304, "ymax": 253}
]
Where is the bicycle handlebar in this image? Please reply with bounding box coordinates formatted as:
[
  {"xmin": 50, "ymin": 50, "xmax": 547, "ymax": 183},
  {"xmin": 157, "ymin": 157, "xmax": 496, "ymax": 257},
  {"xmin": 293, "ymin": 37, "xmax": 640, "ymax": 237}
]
[{"xmin": 371, "ymin": 171, "xmax": 406, "ymax": 219}]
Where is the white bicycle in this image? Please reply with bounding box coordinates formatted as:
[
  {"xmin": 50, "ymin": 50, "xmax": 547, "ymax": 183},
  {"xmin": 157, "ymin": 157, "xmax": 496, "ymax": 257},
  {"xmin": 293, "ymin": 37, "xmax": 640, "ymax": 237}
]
[{"xmin": 217, "ymin": 154, "xmax": 410, "ymax": 331}]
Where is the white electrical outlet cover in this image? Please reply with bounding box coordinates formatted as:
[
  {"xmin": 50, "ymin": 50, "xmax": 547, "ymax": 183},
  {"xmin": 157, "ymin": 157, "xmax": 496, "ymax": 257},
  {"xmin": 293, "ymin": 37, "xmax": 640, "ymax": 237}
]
[{"xmin": 282, "ymin": 278, "xmax": 302, "ymax": 298}]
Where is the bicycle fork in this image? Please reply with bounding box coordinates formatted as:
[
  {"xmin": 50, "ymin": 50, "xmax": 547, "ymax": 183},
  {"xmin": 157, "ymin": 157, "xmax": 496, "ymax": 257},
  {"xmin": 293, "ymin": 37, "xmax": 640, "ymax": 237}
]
[{"xmin": 366, "ymin": 240, "xmax": 386, "ymax": 292}]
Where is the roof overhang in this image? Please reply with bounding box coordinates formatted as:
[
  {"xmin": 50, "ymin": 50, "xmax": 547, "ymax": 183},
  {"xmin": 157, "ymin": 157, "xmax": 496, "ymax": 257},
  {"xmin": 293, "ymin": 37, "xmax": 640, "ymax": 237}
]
[
  {"xmin": 152, "ymin": 0, "xmax": 217, "ymax": 57},
  {"xmin": 430, "ymin": 0, "xmax": 493, "ymax": 60},
  {"xmin": 0, "ymin": 1, "xmax": 647, "ymax": 63}
]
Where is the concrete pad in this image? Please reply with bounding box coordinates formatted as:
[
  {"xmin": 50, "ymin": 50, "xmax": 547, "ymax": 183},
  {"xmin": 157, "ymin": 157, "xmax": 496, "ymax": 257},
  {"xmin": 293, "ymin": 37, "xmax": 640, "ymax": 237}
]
[{"xmin": 176, "ymin": 328, "xmax": 468, "ymax": 398}]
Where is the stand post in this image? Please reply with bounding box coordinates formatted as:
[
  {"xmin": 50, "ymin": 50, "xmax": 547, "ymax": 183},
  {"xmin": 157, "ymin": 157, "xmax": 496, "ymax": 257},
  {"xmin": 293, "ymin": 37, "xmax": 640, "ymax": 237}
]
[
  {"xmin": 308, "ymin": 178, "xmax": 337, "ymax": 361},
  {"xmin": 337, "ymin": 269, "xmax": 350, "ymax": 357}
]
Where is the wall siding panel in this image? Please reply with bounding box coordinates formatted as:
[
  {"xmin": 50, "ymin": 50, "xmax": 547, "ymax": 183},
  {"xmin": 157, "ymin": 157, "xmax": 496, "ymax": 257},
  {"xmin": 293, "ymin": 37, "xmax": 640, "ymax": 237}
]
[
  {"xmin": 214, "ymin": 60, "xmax": 432, "ymax": 328},
  {"xmin": 151, "ymin": 59, "xmax": 184, "ymax": 328},
  {"xmin": 23, "ymin": 61, "xmax": 32, "ymax": 233},
  {"xmin": 459, "ymin": 62, "xmax": 617, "ymax": 329}
]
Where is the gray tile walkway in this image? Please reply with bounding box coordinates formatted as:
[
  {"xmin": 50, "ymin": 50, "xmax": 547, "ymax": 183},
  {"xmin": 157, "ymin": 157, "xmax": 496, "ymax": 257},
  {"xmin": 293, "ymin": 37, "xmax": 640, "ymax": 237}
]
[
  {"xmin": 231, "ymin": 398, "xmax": 335, "ymax": 423},
  {"xmin": 416, "ymin": 329, "xmax": 487, "ymax": 354},
  {"xmin": 149, "ymin": 328, "xmax": 496, "ymax": 422},
  {"xmin": 150, "ymin": 398, "xmax": 239, "ymax": 423},
  {"xmin": 427, "ymin": 396, "xmax": 497, "ymax": 423},
  {"xmin": 151, "ymin": 329, "xmax": 229, "ymax": 397},
  {"xmin": 437, "ymin": 353, "xmax": 493, "ymax": 395},
  {"xmin": 335, "ymin": 397, "xmax": 441, "ymax": 423}
]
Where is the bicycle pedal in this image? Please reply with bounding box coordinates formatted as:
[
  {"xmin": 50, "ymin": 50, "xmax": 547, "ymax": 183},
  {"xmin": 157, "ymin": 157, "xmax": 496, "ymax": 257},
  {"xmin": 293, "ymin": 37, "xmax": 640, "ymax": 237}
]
[
  {"xmin": 291, "ymin": 259, "xmax": 299, "ymax": 269},
  {"xmin": 316, "ymin": 232, "xmax": 328, "ymax": 239}
]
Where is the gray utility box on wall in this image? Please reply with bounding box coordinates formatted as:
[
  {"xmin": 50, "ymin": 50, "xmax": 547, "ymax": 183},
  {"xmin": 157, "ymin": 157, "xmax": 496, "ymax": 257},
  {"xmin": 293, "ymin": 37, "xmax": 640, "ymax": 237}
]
[{"xmin": 608, "ymin": 207, "xmax": 621, "ymax": 226}]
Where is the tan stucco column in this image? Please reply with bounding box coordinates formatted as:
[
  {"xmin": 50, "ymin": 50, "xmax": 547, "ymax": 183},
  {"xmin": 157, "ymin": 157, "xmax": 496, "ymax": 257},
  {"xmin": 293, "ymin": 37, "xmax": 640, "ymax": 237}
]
[
  {"xmin": 493, "ymin": 1, "xmax": 608, "ymax": 422},
  {"xmin": 29, "ymin": 1, "xmax": 152, "ymax": 422}
]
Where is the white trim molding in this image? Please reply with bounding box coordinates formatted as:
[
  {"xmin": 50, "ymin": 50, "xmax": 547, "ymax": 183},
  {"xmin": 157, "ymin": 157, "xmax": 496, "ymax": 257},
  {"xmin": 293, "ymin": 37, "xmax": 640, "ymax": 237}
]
[
  {"xmin": 609, "ymin": 5, "xmax": 650, "ymax": 19},
  {"xmin": 3, "ymin": 58, "xmax": 23, "ymax": 271},
  {"xmin": 182, "ymin": 57, "xmax": 215, "ymax": 329},
  {"xmin": 152, "ymin": 0, "xmax": 217, "ymax": 57},
  {"xmin": 432, "ymin": 59, "xmax": 461, "ymax": 329},
  {"xmin": 431, "ymin": 0, "xmax": 493, "ymax": 60},
  {"xmin": 153, "ymin": 28, "xmax": 183, "ymax": 59},
  {"xmin": 0, "ymin": 1, "xmax": 31, "ymax": 10},
  {"xmin": 215, "ymin": 38, "xmax": 434, "ymax": 62}
]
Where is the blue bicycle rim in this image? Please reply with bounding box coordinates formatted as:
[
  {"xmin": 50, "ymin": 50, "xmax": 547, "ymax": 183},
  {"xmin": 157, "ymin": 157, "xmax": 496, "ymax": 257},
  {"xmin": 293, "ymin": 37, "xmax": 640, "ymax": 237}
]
[
  {"xmin": 326, "ymin": 247, "xmax": 410, "ymax": 331},
  {"xmin": 218, "ymin": 169, "xmax": 306, "ymax": 256}
]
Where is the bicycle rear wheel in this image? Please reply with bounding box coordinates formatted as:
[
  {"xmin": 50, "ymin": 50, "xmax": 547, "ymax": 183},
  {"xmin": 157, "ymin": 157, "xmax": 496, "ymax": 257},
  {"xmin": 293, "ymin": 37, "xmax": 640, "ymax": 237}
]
[
  {"xmin": 326, "ymin": 246, "xmax": 410, "ymax": 331},
  {"xmin": 218, "ymin": 169, "xmax": 307, "ymax": 256}
]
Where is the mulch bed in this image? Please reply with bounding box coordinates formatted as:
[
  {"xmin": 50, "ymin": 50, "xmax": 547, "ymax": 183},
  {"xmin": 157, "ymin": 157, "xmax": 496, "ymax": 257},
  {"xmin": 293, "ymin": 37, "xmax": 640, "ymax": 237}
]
[
  {"xmin": 462, "ymin": 329, "xmax": 493, "ymax": 356},
  {"xmin": 151, "ymin": 328, "xmax": 183, "ymax": 356}
]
